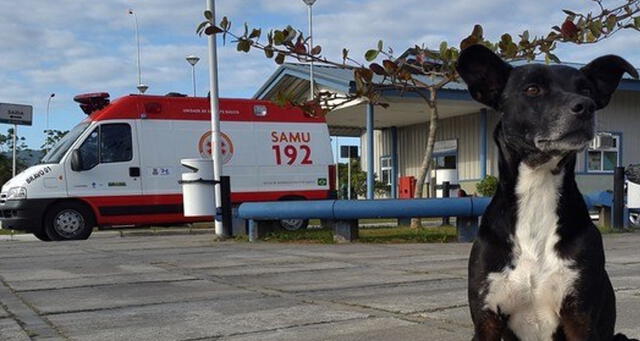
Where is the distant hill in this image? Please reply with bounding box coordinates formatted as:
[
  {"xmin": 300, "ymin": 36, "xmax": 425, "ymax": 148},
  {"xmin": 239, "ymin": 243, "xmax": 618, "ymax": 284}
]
[{"xmin": 2, "ymin": 149, "xmax": 46, "ymax": 167}]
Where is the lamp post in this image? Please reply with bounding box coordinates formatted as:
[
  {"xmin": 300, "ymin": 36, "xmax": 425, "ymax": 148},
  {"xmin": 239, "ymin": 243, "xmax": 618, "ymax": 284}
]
[
  {"xmin": 46, "ymin": 93, "xmax": 55, "ymax": 130},
  {"xmin": 186, "ymin": 55, "xmax": 200, "ymax": 96},
  {"xmin": 206, "ymin": 0, "xmax": 225, "ymax": 237},
  {"xmin": 302, "ymin": 0, "xmax": 316, "ymax": 100},
  {"xmin": 128, "ymin": 9, "xmax": 147, "ymax": 94}
]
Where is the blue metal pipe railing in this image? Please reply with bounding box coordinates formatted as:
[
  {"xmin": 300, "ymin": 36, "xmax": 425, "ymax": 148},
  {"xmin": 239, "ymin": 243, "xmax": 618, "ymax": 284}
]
[
  {"xmin": 238, "ymin": 193, "xmax": 606, "ymax": 222},
  {"xmin": 238, "ymin": 197, "xmax": 492, "ymax": 221}
]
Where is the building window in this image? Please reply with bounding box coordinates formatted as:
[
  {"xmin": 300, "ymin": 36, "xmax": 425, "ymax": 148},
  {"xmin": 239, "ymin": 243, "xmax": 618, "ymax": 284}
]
[
  {"xmin": 434, "ymin": 154, "xmax": 457, "ymax": 170},
  {"xmin": 587, "ymin": 133, "xmax": 620, "ymax": 172},
  {"xmin": 380, "ymin": 156, "xmax": 392, "ymax": 185}
]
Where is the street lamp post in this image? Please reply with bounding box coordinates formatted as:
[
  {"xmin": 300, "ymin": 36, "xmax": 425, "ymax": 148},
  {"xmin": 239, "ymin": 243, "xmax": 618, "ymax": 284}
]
[
  {"xmin": 128, "ymin": 9, "xmax": 148, "ymax": 94},
  {"xmin": 46, "ymin": 93, "xmax": 55, "ymax": 130},
  {"xmin": 206, "ymin": 0, "xmax": 225, "ymax": 238},
  {"xmin": 186, "ymin": 55, "xmax": 200, "ymax": 96},
  {"xmin": 302, "ymin": 0, "xmax": 316, "ymax": 100}
]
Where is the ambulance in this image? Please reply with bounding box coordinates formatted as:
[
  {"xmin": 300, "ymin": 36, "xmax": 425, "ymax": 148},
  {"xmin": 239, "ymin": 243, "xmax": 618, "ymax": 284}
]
[{"xmin": 0, "ymin": 92, "xmax": 336, "ymax": 241}]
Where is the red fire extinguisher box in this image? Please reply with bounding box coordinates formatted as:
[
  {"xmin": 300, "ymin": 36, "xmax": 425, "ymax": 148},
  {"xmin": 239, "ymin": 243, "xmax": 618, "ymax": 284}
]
[{"xmin": 399, "ymin": 176, "xmax": 416, "ymax": 199}]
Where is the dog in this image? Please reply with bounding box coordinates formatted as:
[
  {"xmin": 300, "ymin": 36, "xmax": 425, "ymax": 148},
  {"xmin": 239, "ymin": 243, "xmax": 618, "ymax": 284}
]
[{"xmin": 456, "ymin": 44, "xmax": 639, "ymax": 341}]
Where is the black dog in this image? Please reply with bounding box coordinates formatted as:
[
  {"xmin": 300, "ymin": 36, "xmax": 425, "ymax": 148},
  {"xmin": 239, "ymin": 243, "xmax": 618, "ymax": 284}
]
[{"xmin": 456, "ymin": 44, "xmax": 639, "ymax": 340}]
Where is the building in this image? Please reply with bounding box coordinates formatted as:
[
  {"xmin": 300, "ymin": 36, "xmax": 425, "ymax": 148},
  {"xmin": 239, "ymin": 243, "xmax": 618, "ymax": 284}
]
[{"xmin": 254, "ymin": 60, "xmax": 640, "ymax": 198}]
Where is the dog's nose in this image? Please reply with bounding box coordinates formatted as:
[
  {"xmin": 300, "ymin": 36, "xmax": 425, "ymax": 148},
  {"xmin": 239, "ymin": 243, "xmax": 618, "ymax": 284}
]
[{"xmin": 570, "ymin": 99, "xmax": 595, "ymax": 120}]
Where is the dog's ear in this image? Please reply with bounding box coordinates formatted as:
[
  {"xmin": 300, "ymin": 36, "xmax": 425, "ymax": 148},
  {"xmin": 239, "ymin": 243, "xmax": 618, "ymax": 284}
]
[
  {"xmin": 456, "ymin": 44, "xmax": 512, "ymax": 109},
  {"xmin": 581, "ymin": 55, "xmax": 638, "ymax": 109}
]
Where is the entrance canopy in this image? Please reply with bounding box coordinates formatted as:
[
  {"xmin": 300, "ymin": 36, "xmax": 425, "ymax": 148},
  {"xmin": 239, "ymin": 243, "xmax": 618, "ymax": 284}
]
[{"xmin": 253, "ymin": 63, "xmax": 483, "ymax": 136}]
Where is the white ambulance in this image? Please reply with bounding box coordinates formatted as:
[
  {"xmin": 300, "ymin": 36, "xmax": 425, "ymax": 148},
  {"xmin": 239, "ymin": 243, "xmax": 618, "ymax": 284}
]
[{"xmin": 0, "ymin": 93, "xmax": 336, "ymax": 241}]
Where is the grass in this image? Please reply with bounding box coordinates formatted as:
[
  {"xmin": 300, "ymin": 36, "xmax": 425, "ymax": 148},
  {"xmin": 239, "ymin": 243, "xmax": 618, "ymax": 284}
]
[{"xmin": 261, "ymin": 225, "xmax": 457, "ymax": 244}]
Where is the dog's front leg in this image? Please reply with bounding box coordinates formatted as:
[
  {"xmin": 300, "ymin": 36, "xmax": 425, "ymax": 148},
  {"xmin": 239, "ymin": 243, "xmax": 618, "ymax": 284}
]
[{"xmin": 471, "ymin": 309, "xmax": 505, "ymax": 341}]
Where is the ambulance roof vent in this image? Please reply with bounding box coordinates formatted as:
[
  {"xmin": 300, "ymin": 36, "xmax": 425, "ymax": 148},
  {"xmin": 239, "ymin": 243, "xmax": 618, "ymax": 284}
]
[
  {"xmin": 165, "ymin": 92, "xmax": 187, "ymax": 97},
  {"xmin": 73, "ymin": 92, "xmax": 110, "ymax": 115}
]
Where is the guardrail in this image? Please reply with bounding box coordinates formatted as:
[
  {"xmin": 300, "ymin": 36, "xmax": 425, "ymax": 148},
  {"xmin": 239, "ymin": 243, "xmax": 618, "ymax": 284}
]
[
  {"xmin": 237, "ymin": 193, "xmax": 614, "ymax": 243},
  {"xmin": 238, "ymin": 197, "xmax": 492, "ymax": 242}
]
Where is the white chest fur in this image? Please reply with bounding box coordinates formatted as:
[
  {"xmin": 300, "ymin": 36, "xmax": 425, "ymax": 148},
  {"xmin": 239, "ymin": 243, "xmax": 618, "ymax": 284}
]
[{"xmin": 484, "ymin": 161, "xmax": 578, "ymax": 341}]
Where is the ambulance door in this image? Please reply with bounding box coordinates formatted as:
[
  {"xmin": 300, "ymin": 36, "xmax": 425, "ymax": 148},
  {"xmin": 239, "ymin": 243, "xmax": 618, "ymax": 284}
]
[{"xmin": 66, "ymin": 122, "xmax": 142, "ymax": 199}]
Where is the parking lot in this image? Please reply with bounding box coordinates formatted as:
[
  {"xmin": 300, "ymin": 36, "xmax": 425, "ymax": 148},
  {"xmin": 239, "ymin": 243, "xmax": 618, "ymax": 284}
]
[{"xmin": 1, "ymin": 232, "xmax": 639, "ymax": 341}]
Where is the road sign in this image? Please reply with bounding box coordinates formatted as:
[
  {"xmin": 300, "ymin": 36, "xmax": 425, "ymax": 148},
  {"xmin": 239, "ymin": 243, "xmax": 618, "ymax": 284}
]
[{"xmin": 0, "ymin": 103, "xmax": 33, "ymax": 126}]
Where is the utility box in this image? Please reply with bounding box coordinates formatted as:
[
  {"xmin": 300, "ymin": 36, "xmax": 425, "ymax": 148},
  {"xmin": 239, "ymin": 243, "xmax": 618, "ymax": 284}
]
[
  {"xmin": 399, "ymin": 176, "xmax": 416, "ymax": 199},
  {"xmin": 180, "ymin": 158, "xmax": 215, "ymax": 217}
]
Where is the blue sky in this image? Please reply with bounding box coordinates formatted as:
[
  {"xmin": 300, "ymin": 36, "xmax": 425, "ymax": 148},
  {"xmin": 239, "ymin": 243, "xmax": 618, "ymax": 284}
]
[{"xmin": 1, "ymin": 0, "xmax": 638, "ymax": 151}]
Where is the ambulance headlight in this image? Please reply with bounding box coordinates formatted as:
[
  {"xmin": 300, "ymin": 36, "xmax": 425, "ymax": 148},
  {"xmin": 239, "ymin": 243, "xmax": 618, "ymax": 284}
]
[{"xmin": 6, "ymin": 187, "xmax": 27, "ymax": 200}]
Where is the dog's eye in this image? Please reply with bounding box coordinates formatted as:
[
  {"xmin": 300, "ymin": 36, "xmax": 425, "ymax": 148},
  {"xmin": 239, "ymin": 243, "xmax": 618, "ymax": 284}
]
[
  {"xmin": 580, "ymin": 88, "xmax": 592, "ymax": 96},
  {"xmin": 524, "ymin": 85, "xmax": 541, "ymax": 97}
]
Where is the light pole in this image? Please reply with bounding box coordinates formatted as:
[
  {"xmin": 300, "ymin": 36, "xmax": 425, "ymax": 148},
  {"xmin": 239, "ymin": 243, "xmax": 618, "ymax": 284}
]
[
  {"xmin": 128, "ymin": 9, "xmax": 147, "ymax": 94},
  {"xmin": 206, "ymin": 0, "xmax": 224, "ymax": 237},
  {"xmin": 186, "ymin": 55, "xmax": 200, "ymax": 96},
  {"xmin": 46, "ymin": 93, "xmax": 55, "ymax": 130},
  {"xmin": 302, "ymin": 0, "xmax": 316, "ymax": 100}
]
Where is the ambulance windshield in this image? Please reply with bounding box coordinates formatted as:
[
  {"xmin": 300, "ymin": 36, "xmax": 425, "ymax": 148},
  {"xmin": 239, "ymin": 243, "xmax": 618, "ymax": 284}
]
[{"xmin": 40, "ymin": 122, "xmax": 91, "ymax": 164}]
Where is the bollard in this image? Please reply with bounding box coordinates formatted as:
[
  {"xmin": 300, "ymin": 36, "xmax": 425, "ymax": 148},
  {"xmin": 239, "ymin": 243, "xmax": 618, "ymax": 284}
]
[
  {"xmin": 219, "ymin": 176, "xmax": 232, "ymax": 237},
  {"xmin": 613, "ymin": 166, "xmax": 625, "ymax": 230},
  {"xmin": 248, "ymin": 220, "xmax": 258, "ymax": 242},
  {"xmin": 442, "ymin": 181, "xmax": 450, "ymax": 225}
]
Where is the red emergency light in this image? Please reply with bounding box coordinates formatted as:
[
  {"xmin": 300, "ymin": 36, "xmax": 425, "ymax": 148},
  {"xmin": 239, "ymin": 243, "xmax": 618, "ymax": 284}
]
[{"xmin": 73, "ymin": 92, "xmax": 110, "ymax": 115}]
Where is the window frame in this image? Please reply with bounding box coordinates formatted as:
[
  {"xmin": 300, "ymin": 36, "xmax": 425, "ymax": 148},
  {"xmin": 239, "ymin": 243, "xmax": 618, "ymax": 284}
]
[
  {"xmin": 76, "ymin": 123, "xmax": 133, "ymax": 170},
  {"xmin": 380, "ymin": 155, "xmax": 392, "ymax": 186},
  {"xmin": 585, "ymin": 132, "xmax": 621, "ymax": 174}
]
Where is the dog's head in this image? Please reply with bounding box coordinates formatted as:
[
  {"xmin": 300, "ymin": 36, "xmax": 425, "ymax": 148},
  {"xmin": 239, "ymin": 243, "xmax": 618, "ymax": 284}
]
[{"xmin": 456, "ymin": 45, "xmax": 638, "ymax": 155}]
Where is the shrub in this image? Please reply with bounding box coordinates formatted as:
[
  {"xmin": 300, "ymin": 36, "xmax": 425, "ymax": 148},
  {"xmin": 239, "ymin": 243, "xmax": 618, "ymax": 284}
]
[{"xmin": 476, "ymin": 175, "xmax": 498, "ymax": 197}]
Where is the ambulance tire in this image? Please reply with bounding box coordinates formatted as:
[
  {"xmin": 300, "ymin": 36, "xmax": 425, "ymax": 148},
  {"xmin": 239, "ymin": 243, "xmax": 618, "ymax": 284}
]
[
  {"xmin": 44, "ymin": 202, "xmax": 95, "ymax": 241},
  {"xmin": 278, "ymin": 219, "xmax": 309, "ymax": 231},
  {"xmin": 32, "ymin": 229, "xmax": 51, "ymax": 241}
]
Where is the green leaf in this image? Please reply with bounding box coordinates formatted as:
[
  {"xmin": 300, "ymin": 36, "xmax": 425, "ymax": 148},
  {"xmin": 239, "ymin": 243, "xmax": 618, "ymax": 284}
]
[
  {"xmin": 264, "ymin": 46, "xmax": 274, "ymax": 59},
  {"xmin": 634, "ymin": 16, "xmax": 640, "ymax": 29},
  {"xmin": 243, "ymin": 22, "xmax": 249, "ymax": 37},
  {"xmin": 274, "ymin": 30, "xmax": 285, "ymax": 45},
  {"xmin": 342, "ymin": 48, "xmax": 349, "ymax": 62},
  {"xmin": 521, "ymin": 30, "xmax": 529, "ymax": 42},
  {"xmin": 204, "ymin": 10, "xmax": 213, "ymax": 20},
  {"xmin": 249, "ymin": 28, "xmax": 261, "ymax": 39},
  {"xmin": 365, "ymin": 49, "xmax": 379, "ymax": 62},
  {"xmin": 204, "ymin": 25, "xmax": 223, "ymax": 35},
  {"xmin": 275, "ymin": 52, "xmax": 286, "ymax": 65},
  {"xmin": 220, "ymin": 16, "xmax": 229, "ymax": 30},
  {"xmin": 377, "ymin": 40, "xmax": 383, "ymax": 51},
  {"xmin": 546, "ymin": 53, "xmax": 560, "ymax": 64},
  {"xmin": 606, "ymin": 15, "xmax": 617, "ymax": 32},
  {"xmin": 439, "ymin": 41, "xmax": 448, "ymax": 57},
  {"xmin": 369, "ymin": 63, "xmax": 387, "ymax": 76},
  {"xmin": 196, "ymin": 21, "xmax": 208, "ymax": 35},
  {"xmin": 562, "ymin": 9, "xmax": 576, "ymax": 16},
  {"xmin": 236, "ymin": 39, "xmax": 251, "ymax": 53},
  {"xmin": 311, "ymin": 45, "xmax": 322, "ymax": 55}
]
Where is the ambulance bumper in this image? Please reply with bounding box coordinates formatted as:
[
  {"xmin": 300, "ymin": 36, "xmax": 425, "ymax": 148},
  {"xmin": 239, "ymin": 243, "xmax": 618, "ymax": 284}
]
[{"xmin": 0, "ymin": 199, "xmax": 52, "ymax": 232}]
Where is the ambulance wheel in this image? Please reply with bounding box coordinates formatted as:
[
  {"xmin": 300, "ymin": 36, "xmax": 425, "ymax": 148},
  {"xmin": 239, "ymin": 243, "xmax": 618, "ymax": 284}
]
[
  {"xmin": 279, "ymin": 219, "xmax": 309, "ymax": 231},
  {"xmin": 32, "ymin": 229, "xmax": 51, "ymax": 241},
  {"xmin": 44, "ymin": 202, "xmax": 95, "ymax": 241}
]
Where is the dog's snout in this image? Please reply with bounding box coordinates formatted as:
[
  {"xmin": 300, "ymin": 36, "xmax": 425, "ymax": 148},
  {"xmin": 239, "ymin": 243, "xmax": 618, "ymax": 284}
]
[{"xmin": 570, "ymin": 99, "xmax": 595, "ymax": 120}]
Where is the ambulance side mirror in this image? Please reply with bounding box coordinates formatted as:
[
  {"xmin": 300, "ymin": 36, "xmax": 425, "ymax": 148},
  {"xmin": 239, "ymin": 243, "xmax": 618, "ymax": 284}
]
[{"xmin": 70, "ymin": 150, "xmax": 84, "ymax": 172}]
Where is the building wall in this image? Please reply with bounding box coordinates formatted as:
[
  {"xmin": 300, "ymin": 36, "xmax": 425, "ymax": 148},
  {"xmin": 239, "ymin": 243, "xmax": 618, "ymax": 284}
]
[{"xmin": 362, "ymin": 90, "xmax": 640, "ymax": 196}]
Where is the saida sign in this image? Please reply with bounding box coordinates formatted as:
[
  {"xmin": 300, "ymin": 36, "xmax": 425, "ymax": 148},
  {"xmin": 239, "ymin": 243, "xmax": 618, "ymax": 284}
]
[{"xmin": 0, "ymin": 103, "xmax": 33, "ymax": 126}]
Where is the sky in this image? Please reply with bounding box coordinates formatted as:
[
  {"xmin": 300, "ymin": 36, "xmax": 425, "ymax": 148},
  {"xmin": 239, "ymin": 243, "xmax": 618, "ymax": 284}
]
[{"xmin": 1, "ymin": 0, "xmax": 638, "ymax": 150}]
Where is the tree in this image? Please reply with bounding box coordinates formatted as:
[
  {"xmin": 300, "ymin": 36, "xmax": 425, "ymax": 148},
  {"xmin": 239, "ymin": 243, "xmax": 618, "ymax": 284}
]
[
  {"xmin": 198, "ymin": 0, "xmax": 640, "ymax": 227},
  {"xmin": 337, "ymin": 158, "xmax": 389, "ymax": 199},
  {"xmin": 0, "ymin": 128, "xmax": 28, "ymax": 185},
  {"xmin": 41, "ymin": 129, "xmax": 69, "ymax": 155}
]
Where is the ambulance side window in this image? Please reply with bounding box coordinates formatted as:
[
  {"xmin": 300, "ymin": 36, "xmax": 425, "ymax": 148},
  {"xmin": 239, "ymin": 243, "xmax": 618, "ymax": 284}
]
[
  {"xmin": 78, "ymin": 129, "xmax": 99, "ymax": 169},
  {"xmin": 100, "ymin": 124, "xmax": 132, "ymax": 163}
]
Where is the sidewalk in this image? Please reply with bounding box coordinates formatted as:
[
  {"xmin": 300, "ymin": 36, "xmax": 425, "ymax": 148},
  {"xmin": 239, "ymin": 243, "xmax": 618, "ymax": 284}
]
[{"xmin": 1, "ymin": 233, "xmax": 639, "ymax": 340}]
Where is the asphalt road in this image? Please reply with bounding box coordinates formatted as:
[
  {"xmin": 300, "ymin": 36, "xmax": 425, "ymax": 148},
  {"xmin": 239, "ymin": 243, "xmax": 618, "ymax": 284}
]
[{"xmin": 1, "ymin": 232, "xmax": 639, "ymax": 340}]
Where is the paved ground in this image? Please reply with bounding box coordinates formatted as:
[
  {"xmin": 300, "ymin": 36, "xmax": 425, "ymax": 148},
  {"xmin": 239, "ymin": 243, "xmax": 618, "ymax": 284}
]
[{"xmin": 0, "ymin": 233, "xmax": 639, "ymax": 341}]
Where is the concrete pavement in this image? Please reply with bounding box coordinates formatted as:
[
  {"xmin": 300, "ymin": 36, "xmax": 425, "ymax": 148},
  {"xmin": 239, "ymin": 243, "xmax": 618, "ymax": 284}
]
[{"xmin": 0, "ymin": 232, "xmax": 639, "ymax": 340}]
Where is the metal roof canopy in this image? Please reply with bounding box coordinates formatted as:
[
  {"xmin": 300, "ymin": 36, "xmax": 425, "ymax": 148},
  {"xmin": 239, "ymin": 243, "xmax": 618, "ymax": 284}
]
[{"xmin": 254, "ymin": 63, "xmax": 485, "ymax": 136}]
